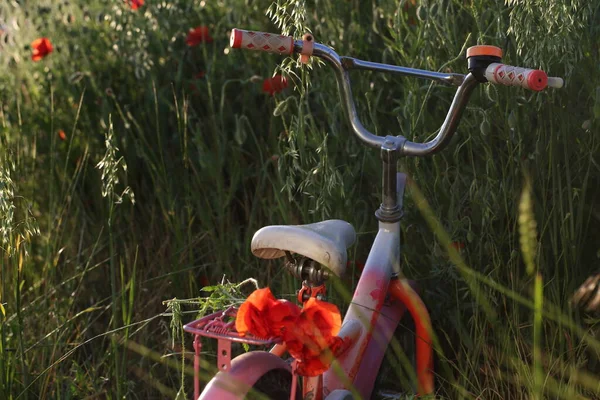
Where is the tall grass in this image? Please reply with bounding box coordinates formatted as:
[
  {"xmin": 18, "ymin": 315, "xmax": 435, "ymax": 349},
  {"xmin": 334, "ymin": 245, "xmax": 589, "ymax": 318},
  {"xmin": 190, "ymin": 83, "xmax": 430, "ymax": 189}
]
[{"xmin": 0, "ymin": 0, "xmax": 598, "ymax": 398}]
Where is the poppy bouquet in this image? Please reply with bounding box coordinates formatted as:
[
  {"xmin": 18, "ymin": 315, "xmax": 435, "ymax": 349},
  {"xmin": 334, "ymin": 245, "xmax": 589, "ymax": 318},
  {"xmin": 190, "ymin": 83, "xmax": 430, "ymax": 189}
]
[{"xmin": 235, "ymin": 287, "xmax": 344, "ymax": 376}]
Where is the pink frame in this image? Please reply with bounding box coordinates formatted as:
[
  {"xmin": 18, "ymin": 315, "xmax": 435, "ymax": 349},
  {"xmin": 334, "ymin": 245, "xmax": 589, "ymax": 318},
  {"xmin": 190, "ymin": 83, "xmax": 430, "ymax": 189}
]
[
  {"xmin": 187, "ymin": 219, "xmax": 434, "ymax": 400},
  {"xmin": 322, "ymin": 221, "xmax": 433, "ymax": 399}
]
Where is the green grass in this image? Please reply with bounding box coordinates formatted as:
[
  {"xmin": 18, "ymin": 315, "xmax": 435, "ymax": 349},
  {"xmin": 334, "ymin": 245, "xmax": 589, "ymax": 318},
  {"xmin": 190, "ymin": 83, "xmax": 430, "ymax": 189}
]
[{"xmin": 0, "ymin": 0, "xmax": 599, "ymax": 398}]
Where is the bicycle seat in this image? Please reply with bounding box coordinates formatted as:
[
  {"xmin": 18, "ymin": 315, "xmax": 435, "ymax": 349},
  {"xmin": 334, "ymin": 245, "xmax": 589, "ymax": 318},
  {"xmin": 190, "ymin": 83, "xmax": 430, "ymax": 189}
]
[{"xmin": 251, "ymin": 219, "xmax": 356, "ymax": 277}]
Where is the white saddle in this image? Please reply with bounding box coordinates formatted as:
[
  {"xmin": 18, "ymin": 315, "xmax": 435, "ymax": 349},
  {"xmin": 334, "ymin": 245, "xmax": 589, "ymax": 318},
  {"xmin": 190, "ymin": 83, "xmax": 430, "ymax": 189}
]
[{"xmin": 251, "ymin": 219, "xmax": 356, "ymax": 277}]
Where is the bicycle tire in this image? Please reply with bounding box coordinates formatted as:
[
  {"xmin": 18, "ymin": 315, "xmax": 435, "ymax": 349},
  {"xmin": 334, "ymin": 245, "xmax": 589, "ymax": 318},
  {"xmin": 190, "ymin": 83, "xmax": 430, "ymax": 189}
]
[
  {"xmin": 371, "ymin": 314, "xmax": 419, "ymax": 399},
  {"xmin": 246, "ymin": 368, "xmax": 302, "ymax": 400}
]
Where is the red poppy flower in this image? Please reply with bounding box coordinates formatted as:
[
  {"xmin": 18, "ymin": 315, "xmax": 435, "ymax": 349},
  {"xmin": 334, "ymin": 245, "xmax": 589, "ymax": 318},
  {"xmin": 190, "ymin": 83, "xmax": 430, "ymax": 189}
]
[
  {"xmin": 269, "ymin": 299, "xmax": 301, "ymax": 336},
  {"xmin": 262, "ymin": 75, "xmax": 288, "ymax": 96},
  {"xmin": 283, "ymin": 297, "xmax": 341, "ymax": 354},
  {"xmin": 283, "ymin": 298, "xmax": 342, "ymax": 376},
  {"xmin": 449, "ymin": 242, "xmax": 465, "ymax": 251},
  {"xmin": 236, "ymin": 289, "xmax": 301, "ymax": 338},
  {"xmin": 402, "ymin": 0, "xmax": 417, "ymax": 26},
  {"xmin": 58, "ymin": 130, "xmax": 67, "ymax": 141},
  {"xmin": 128, "ymin": 0, "xmax": 144, "ymax": 10},
  {"xmin": 294, "ymin": 336, "xmax": 344, "ymax": 376},
  {"xmin": 195, "ymin": 71, "xmax": 206, "ymax": 79},
  {"xmin": 235, "ymin": 287, "xmax": 278, "ymax": 338},
  {"xmin": 236, "ymin": 288, "xmax": 342, "ymax": 376},
  {"xmin": 199, "ymin": 274, "xmax": 210, "ymax": 287},
  {"xmin": 31, "ymin": 38, "xmax": 53, "ymax": 62},
  {"xmin": 403, "ymin": 0, "xmax": 417, "ymax": 10},
  {"xmin": 186, "ymin": 26, "xmax": 213, "ymax": 46}
]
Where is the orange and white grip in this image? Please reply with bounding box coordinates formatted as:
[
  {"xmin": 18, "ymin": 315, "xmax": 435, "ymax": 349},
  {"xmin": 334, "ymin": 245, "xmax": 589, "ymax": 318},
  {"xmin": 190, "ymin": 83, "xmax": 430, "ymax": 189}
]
[
  {"xmin": 230, "ymin": 28, "xmax": 294, "ymax": 55},
  {"xmin": 485, "ymin": 63, "xmax": 563, "ymax": 91}
]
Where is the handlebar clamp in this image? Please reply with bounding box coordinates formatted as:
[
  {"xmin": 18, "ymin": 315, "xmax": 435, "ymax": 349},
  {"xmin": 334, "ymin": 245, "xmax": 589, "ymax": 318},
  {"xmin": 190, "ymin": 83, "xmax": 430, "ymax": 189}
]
[{"xmin": 466, "ymin": 45, "xmax": 503, "ymax": 82}]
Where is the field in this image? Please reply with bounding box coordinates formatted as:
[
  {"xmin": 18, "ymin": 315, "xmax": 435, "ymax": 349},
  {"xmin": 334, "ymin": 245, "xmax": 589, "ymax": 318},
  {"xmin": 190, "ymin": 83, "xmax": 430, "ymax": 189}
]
[{"xmin": 0, "ymin": 0, "xmax": 599, "ymax": 398}]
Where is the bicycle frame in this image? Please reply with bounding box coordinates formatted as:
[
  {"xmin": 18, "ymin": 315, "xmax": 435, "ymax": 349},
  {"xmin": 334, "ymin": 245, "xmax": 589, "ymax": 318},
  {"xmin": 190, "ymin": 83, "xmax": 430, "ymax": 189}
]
[
  {"xmin": 319, "ymin": 174, "xmax": 433, "ymax": 400},
  {"xmin": 191, "ymin": 174, "xmax": 434, "ymax": 400},
  {"xmin": 188, "ymin": 29, "xmax": 563, "ymax": 400},
  {"xmin": 323, "ymin": 218, "xmax": 408, "ymax": 397}
]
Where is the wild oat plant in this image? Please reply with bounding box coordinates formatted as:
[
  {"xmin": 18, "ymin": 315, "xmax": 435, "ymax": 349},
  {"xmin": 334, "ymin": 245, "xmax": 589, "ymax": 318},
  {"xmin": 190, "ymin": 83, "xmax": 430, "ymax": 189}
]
[{"xmin": 0, "ymin": 0, "xmax": 598, "ymax": 398}]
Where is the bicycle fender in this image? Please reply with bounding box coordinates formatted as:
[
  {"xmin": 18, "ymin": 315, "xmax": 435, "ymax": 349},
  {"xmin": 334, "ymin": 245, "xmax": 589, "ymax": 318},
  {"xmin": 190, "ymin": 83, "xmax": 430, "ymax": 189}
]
[{"xmin": 198, "ymin": 351, "xmax": 291, "ymax": 400}]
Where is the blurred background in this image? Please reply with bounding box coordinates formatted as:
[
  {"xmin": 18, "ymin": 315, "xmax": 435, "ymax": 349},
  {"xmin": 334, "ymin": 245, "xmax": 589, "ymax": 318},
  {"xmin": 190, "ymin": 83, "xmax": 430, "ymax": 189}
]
[{"xmin": 0, "ymin": 0, "xmax": 598, "ymax": 398}]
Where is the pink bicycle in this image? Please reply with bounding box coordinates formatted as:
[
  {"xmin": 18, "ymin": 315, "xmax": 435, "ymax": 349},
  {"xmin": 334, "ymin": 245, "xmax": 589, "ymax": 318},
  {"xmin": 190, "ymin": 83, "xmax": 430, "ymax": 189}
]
[{"xmin": 183, "ymin": 30, "xmax": 563, "ymax": 400}]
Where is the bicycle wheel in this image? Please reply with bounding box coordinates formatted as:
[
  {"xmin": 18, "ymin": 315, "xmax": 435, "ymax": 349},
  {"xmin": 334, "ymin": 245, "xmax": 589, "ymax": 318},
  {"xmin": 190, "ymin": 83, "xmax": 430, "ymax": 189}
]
[
  {"xmin": 371, "ymin": 315, "xmax": 419, "ymax": 399},
  {"xmin": 246, "ymin": 368, "xmax": 302, "ymax": 400}
]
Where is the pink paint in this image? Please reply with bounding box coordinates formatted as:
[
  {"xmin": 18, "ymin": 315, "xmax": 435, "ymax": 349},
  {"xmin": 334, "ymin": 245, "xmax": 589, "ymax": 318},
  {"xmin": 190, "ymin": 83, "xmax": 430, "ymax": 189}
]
[{"xmin": 369, "ymin": 279, "xmax": 385, "ymax": 301}]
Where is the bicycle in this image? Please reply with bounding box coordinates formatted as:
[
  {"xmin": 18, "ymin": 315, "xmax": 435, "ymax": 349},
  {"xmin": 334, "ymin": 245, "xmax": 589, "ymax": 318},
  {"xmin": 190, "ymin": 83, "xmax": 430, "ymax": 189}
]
[{"xmin": 183, "ymin": 29, "xmax": 564, "ymax": 400}]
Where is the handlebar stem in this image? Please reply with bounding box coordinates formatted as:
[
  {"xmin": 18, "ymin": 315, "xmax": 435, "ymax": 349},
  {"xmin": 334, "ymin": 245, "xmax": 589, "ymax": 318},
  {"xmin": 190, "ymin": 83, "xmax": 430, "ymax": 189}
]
[
  {"xmin": 376, "ymin": 139, "xmax": 404, "ymax": 223},
  {"xmin": 300, "ymin": 40, "xmax": 481, "ymax": 222}
]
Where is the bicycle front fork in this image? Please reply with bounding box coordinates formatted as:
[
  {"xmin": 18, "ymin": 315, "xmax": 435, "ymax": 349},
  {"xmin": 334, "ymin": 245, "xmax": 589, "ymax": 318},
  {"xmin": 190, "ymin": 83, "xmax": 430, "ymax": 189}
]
[{"xmin": 388, "ymin": 278, "xmax": 435, "ymax": 395}]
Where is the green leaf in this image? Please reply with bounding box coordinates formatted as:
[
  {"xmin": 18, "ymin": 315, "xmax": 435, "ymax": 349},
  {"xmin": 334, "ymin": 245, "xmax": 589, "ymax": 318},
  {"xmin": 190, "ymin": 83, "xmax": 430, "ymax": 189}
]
[
  {"xmin": 273, "ymin": 97, "xmax": 291, "ymax": 117},
  {"xmin": 508, "ymin": 110, "xmax": 518, "ymax": 130},
  {"xmin": 200, "ymin": 285, "xmax": 222, "ymax": 292},
  {"xmin": 480, "ymin": 118, "xmax": 491, "ymax": 136},
  {"xmin": 234, "ymin": 115, "xmax": 248, "ymax": 145},
  {"xmin": 593, "ymin": 102, "xmax": 600, "ymax": 120},
  {"xmin": 417, "ymin": 5, "xmax": 427, "ymax": 21}
]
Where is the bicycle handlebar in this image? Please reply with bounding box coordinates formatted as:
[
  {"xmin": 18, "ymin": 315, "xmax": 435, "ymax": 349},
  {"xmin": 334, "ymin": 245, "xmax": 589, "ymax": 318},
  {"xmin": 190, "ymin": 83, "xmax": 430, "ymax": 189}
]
[
  {"xmin": 485, "ymin": 63, "xmax": 564, "ymax": 91},
  {"xmin": 230, "ymin": 28, "xmax": 294, "ymax": 55},
  {"xmin": 230, "ymin": 29, "xmax": 564, "ymax": 157}
]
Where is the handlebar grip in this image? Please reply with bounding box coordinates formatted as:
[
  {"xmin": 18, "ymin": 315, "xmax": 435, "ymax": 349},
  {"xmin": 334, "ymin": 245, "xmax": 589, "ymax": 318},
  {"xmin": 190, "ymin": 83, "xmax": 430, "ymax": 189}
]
[
  {"xmin": 547, "ymin": 77, "xmax": 564, "ymax": 89},
  {"xmin": 230, "ymin": 28, "xmax": 294, "ymax": 55},
  {"xmin": 485, "ymin": 63, "xmax": 548, "ymax": 91}
]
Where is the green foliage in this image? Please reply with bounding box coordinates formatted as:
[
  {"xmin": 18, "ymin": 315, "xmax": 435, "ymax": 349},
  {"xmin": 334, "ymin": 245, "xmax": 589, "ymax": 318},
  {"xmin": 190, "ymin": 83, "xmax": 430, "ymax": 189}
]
[
  {"xmin": 0, "ymin": 0, "xmax": 598, "ymax": 398},
  {"xmin": 96, "ymin": 115, "xmax": 135, "ymax": 206},
  {"xmin": 506, "ymin": 0, "xmax": 594, "ymax": 73},
  {"xmin": 0, "ymin": 152, "xmax": 39, "ymax": 255},
  {"xmin": 267, "ymin": 0, "xmax": 309, "ymax": 37},
  {"xmin": 164, "ymin": 278, "xmax": 258, "ymax": 345},
  {"xmin": 518, "ymin": 175, "xmax": 537, "ymax": 276}
]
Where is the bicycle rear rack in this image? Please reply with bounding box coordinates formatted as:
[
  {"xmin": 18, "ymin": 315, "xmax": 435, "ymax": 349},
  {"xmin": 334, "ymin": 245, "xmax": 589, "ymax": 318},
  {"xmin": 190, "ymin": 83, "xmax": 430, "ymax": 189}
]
[{"xmin": 183, "ymin": 306, "xmax": 281, "ymax": 399}]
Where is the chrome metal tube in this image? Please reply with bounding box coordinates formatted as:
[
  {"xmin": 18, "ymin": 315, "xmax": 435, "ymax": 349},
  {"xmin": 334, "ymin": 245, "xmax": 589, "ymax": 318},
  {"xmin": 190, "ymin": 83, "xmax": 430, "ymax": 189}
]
[
  {"xmin": 294, "ymin": 41, "xmax": 480, "ymax": 156},
  {"xmin": 401, "ymin": 73, "xmax": 479, "ymax": 156},
  {"xmin": 312, "ymin": 44, "xmax": 386, "ymax": 148},
  {"xmin": 345, "ymin": 58, "xmax": 465, "ymax": 86}
]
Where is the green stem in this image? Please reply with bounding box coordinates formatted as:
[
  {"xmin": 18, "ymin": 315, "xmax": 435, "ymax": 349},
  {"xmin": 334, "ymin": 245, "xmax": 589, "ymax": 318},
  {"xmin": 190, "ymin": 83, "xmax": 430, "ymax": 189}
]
[
  {"xmin": 1, "ymin": 258, "xmax": 7, "ymax": 397},
  {"xmin": 16, "ymin": 255, "xmax": 29, "ymax": 399},
  {"xmin": 109, "ymin": 203, "xmax": 121, "ymax": 399},
  {"xmin": 532, "ymin": 273, "xmax": 543, "ymax": 400}
]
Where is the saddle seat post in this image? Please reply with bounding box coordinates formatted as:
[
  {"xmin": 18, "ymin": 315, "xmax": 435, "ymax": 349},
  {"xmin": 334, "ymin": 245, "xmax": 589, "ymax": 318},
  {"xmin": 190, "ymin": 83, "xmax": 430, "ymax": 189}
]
[{"xmin": 284, "ymin": 252, "xmax": 329, "ymax": 303}]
